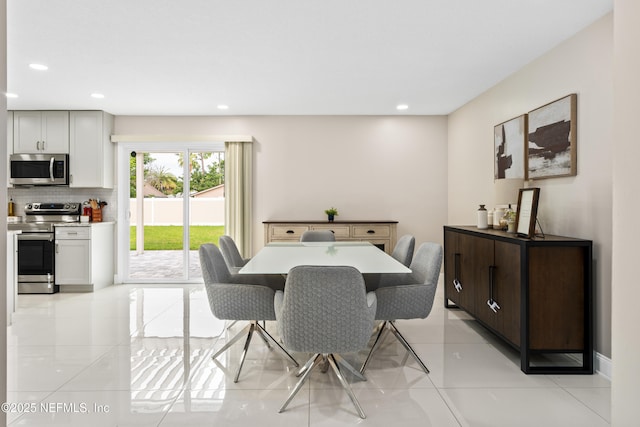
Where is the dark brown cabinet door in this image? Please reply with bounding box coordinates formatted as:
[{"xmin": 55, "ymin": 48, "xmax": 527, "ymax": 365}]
[
  {"xmin": 493, "ymin": 240, "xmax": 521, "ymax": 346},
  {"xmin": 444, "ymin": 230, "xmax": 461, "ymax": 307},
  {"xmin": 444, "ymin": 231, "xmax": 476, "ymax": 312},
  {"xmin": 470, "ymin": 236, "xmax": 497, "ymax": 330}
]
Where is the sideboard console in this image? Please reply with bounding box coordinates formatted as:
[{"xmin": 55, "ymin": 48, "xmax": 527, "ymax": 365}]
[
  {"xmin": 264, "ymin": 221, "xmax": 398, "ymax": 254},
  {"xmin": 443, "ymin": 225, "xmax": 593, "ymax": 374}
]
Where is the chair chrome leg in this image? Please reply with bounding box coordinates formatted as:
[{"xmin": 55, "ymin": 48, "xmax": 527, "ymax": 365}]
[
  {"xmin": 256, "ymin": 323, "xmax": 299, "ymax": 367},
  {"xmin": 360, "ymin": 321, "xmax": 389, "ymax": 374},
  {"xmin": 255, "ymin": 322, "xmax": 272, "ymax": 349},
  {"xmin": 234, "ymin": 322, "xmax": 256, "ymax": 382},
  {"xmin": 388, "ymin": 321, "xmax": 430, "ymax": 374},
  {"xmin": 279, "ymin": 354, "xmax": 321, "ymax": 413},
  {"xmin": 328, "ymin": 354, "xmax": 366, "ymax": 419},
  {"xmin": 211, "ymin": 323, "xmax": 251, "ymax": 361},
  {"xmin": 334, "ymin": 354, "xmax": 367, "ymax": 381},
  {"xmin": 296, "ymin": 353, "xmax": 318, "ymax": 377},
  {"xmin": 226, "ymin": 320, "xmax": 239, "ymax": 330}
]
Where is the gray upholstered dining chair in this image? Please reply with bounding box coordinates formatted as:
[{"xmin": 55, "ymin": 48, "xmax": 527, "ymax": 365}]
[
  {"xmin": 199, "ymin": 243, "xmax": 298, "ymax": 383},
  {"xmin": 391, "ymin": 234, "xmax": 415, "ymax": 267},
  {"xmin": 360, "ymin": 242, "xmax": 443, "ymax": 375},
  {"xmin": 299, "ymin": 230, "xmax": 336, "ymax": 242},
  {"xmin": 274, "ymin": 265, "xmax": 376, "ymax": 419},
  {"xmin": 219, "ymin": 235, "xmax": 250, "ymax": 273},
  {"xmin": 365, "ymin": 234, "xmax": 415, "ymax": 291}
]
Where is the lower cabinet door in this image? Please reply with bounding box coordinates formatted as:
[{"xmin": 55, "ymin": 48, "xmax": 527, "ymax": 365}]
[
  {"xmin": 493, "ymin": 240, "xmax": 521, "ymax": 346},
  {"xmin": 56, "ymin": 240, "xmax": 91, "ymax": 285}
]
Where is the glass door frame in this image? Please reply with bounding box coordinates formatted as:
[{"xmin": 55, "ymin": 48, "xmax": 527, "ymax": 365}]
[{"xmin": 116, "ymin": 141, "xmax": 225, "ymax": 283}]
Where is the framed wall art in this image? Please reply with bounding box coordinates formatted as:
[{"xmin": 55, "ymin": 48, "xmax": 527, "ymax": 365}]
[
  {"xmin": 515, "ymin": 187, "xmax": 540, "ymax": 239},
  {"xmin": 494, "ymin": 115, "xmax": 527, "ymax": 180},
  {"xmin": 527, "ymin": 94, "xmax": 577, "ymax": 179}
]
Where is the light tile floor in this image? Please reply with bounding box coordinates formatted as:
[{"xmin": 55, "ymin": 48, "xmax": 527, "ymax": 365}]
[{"xmin": 6, "ymin": 282, "xmax": 611, "ymax": 426}]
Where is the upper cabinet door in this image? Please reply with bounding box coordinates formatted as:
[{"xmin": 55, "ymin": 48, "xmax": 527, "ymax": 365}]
[
  {"xmin": 7, "ymin": 111, "xmax": 13, "ymax": 188},
  {"xmin": 69, "ymin": 111, "xmax": 114, "ymax": 188},
  {"xmin": 14, "ymin": 111, "xmax": 69, "ymax": 153}
]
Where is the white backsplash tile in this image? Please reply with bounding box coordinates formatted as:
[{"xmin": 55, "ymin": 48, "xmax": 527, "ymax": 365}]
[{"xmin": 8, "ymin": 186, "xmax": 117, "ymax": 222}]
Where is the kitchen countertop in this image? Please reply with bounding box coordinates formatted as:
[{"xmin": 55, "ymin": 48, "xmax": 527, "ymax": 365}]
[{"xmin": 52, "ymin": 221, "xmax": 116, "ymax": 227}]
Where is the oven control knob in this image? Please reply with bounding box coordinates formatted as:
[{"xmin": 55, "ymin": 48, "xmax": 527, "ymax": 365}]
[
  {"xmin": 64, "ymin": 204, "xmax": 70, "ymax": 209},
  {"xmin": 26, "ymin": 203, "xmax": 32, "ymax": 209}
]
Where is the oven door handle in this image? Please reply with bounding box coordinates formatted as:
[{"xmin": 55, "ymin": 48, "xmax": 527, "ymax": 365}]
[{"xmin": 17, "ymin": 234, "xmax": 54, "ymax": 242}]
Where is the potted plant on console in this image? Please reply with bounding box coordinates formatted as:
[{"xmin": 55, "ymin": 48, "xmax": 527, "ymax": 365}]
[{"xmin": 324, "ymin": 207, "xmax": 338, "ymax": 222}]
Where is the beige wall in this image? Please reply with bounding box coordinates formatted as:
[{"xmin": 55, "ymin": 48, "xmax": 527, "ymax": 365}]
[
  {"xmin": 115, "ymin": 116, "xmax": 449, "ymax": 252},
  {"xmin": 612, "ymin": 0, "xmax": 639, "ymax": 424},
  {"xmin": 448, "ymin": 14, "xmax": 613, "ymax": 359}
]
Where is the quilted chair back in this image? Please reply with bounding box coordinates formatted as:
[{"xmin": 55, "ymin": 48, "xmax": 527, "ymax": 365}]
[
  {"xmin": 199, "ymin": 243, "xmax": 276, "ymax": 321},
  {"xmin": 299, "ymin": 230, "xmax": 336, "ymax": 242},
  {"xmin": 391, "ymin": 235, "xmax": 415, "ymax": 267},
  {"xmin": 375, "ymin": 242, "xmax": 443, "ymax": 321},
  {"xmin": 219, "ymin": 235, "xmax": 248, "ymax": 268},
  {"xmin": 277, "ymin": 265, "xmax": 375, "ymax": 354}
]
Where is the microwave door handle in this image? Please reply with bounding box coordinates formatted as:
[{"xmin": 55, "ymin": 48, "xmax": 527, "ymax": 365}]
[{"xmin": 49, "ymin": 156, "xmax": 55, "ymax": 182}]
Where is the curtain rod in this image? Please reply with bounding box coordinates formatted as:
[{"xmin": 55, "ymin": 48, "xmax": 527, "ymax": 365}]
[{"xmin": 110, "ymin": 134, "xmax": 253, "ymax": 143}]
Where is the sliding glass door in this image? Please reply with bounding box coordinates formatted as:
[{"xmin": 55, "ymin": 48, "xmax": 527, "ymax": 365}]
[{"xmin": 118, "ymin": 142, "xmax": 225, "ymax": 283}]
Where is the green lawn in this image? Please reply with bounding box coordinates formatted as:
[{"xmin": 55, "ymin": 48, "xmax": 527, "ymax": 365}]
[{"xmin": 130, "ymin": 226, "xmax": 226, "ymax": 250}]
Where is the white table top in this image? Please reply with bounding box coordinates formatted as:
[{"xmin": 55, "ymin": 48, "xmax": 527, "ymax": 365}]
[{"xmin": 239, "ymin": 241, "xmax": 411, "ymax": 275}]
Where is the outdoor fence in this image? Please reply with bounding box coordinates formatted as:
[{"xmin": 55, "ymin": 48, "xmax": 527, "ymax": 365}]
[{"xmin": 129, "ymin": 198, "xmax": 225, "ymax": 226}]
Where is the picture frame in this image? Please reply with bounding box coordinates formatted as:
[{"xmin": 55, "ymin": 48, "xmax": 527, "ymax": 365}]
[
  {"xmin": 527, "ymin": 94, "xmax": 577, "ymax": 179},
  {"xmin": 515, "ymin": 187, "xmax": 540, "ymax": 239},
  {"xmin": 494, "ymin": 114, "xmax": 527, "ymax": 180}
]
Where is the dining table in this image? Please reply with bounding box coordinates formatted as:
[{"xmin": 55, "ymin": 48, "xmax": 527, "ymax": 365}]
[{"xmin": 238, "ymin": 241, "xmax": 411, "ymax": 275}]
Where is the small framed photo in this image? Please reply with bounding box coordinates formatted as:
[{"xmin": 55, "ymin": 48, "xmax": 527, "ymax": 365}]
[{"xmin": 515, "ymin": 188, "xmax": 540, "ymax": 239}]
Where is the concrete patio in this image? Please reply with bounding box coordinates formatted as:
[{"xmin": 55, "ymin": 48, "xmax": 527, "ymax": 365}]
[{"xmin": 128, "ymin": 250, "xmax": 203, "ymax": 281}]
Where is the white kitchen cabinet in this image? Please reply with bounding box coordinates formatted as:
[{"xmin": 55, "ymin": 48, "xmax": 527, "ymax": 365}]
[
  {"xmin": 7, "ymin": 111, "xmax": 12, "ymax": 188},
  {"xmin": 69, "ymin": 111, "xmax": 114, "ymax": 188},
  {"xmin": 13, "ymin": 110, "xmax": 69, "ymax": 153},
  {"xmin": 6, "ymin": 231, "xmax": 19, "ymax": 326},
  {"xmin": 56, "ymin": 236, "xmax": 91, "ymax": 285},
  {"xmin": 55, "ymin": 223, "xmax": 114, "ymax": 291}
]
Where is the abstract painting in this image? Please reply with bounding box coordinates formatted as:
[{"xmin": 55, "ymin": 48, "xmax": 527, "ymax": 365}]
[
  {"xmin": 494, "ymin": 115, "xmax": 526, "ymax": 180},
  {"xmin": 527, "ymin": 94, "xmax": 577, "ymax": 179}
]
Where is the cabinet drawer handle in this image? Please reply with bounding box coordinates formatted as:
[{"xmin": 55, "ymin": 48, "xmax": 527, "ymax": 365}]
[
  {"xmin": 367, "ymin": 230, "xmax": 375, "ymax": 234},
  {"xmin": 286, "ymin": 230, "xmax": 295, "ymax": 234}
]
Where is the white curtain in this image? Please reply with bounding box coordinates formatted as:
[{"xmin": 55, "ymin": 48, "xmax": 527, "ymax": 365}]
[{"xmin": 225, "ymin": 140, "xmax": 253, "ymax": 257}]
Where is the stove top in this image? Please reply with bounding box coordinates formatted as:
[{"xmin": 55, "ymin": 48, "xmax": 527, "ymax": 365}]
[
  {"xmin": 9, "ymin": 202, "xmax": 83, "ymax": 231},
  {"xmin": 24, "ymin": 202, "xmax": 81, "ymax": 216}
]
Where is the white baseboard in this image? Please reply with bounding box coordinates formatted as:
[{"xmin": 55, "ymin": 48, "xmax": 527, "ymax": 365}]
[{"xmin": 595, "ymin": 351, "xmax": 612, "ymax": 380}]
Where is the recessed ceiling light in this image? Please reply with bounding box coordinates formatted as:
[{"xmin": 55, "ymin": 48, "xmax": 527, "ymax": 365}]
[
  {"xmin": 29, "ymin": 63, "xmax": 49, "ymax": 71},
  {"xmin": 91, "ymin": 93, "xmax": 105, "ymax": 99},
  {"xmin": 396, "ymin": 104, "xmax": 409, "ymax": 111},
  {"xmin": 5, "ymin": 93, "xmax": 18, "ymax": 98},
  {"xmin": 217, "ymin": 105, "xmax": 229, "ymax": 110}
]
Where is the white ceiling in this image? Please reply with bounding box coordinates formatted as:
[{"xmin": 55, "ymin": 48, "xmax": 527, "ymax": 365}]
[{"xmin": 6, "ymin": 0, "xmax": 612, "ymax": 116}]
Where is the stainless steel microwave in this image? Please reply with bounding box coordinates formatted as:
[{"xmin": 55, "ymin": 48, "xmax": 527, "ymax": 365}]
[{"xmin": 9, "ymin": 153, "xmax": 69, "ymax": 186}]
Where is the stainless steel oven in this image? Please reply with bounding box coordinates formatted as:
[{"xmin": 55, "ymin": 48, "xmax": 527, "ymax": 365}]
[
  {"xmin": 15, "ymin": 224, "xmax": 57, "ymax": 294},
  {"xmin": 9, "ymin": 202, "xmax": 81, "ymax": 294}
]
